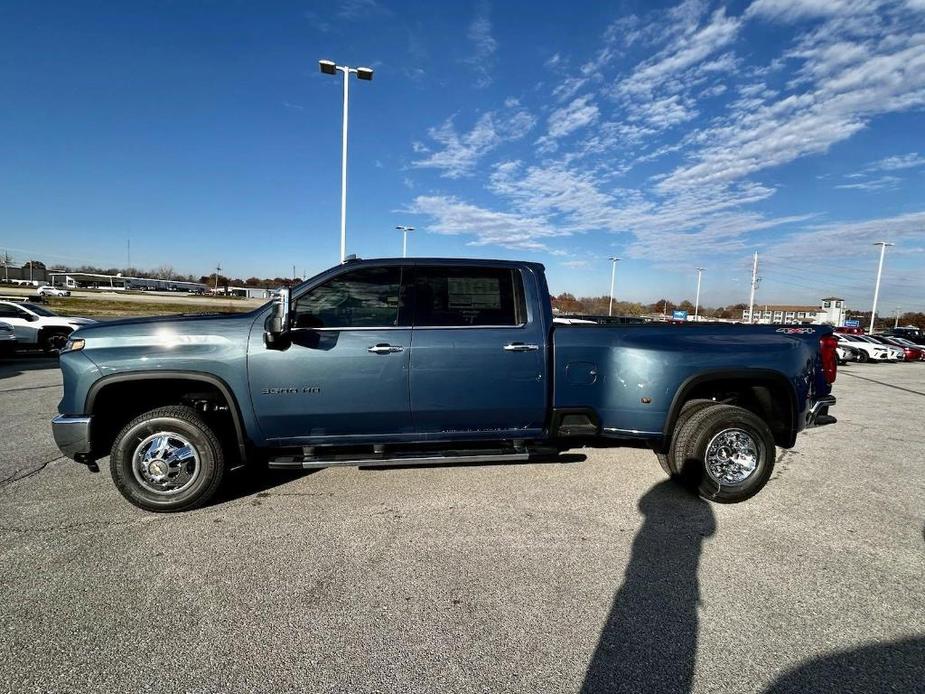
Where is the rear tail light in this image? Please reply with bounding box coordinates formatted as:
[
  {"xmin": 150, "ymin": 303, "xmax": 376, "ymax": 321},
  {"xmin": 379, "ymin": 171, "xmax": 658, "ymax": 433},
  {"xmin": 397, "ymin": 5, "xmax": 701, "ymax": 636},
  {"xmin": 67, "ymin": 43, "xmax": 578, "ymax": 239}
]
[{"xmin": 820, "ymin": 335, "xmax": 838, "ymax": 384}]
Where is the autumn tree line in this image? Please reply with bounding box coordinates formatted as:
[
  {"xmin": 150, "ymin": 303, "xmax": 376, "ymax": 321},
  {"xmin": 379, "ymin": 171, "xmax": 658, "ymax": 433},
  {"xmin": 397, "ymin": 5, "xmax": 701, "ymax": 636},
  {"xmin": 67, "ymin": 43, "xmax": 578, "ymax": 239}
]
[{"xmin": 551, "ymin": 293, "xmax": 749, "ymax": 319}]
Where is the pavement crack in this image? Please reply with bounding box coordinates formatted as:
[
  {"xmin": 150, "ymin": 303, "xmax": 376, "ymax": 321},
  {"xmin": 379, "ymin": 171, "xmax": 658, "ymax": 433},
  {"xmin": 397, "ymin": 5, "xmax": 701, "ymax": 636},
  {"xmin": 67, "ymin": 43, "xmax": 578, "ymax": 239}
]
[
  {"xmin": 0, "ymin": 456, "xmax": 63, "ymax": 488},
  {"xmin": 0, "ymin": 384, "xmax": 61, "ymax": 394},
  {"xmin": 0, "ymin": 518, "xmax": 138, "ymax": 534}
]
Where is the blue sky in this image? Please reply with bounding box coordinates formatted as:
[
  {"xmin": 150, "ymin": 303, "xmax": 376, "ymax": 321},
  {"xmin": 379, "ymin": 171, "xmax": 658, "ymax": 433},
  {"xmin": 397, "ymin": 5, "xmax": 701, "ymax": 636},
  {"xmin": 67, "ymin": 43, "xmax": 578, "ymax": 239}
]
[{"xmin": 1, "ymin": 0, "xmax": 923, "ymax": 309}]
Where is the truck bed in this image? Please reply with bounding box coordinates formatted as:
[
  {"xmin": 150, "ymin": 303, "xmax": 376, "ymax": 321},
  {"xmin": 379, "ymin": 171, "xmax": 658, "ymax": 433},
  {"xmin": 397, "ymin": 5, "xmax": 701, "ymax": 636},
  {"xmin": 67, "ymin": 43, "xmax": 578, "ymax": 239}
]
[{"xmin": 552, "ymin": 323, "xmax": 830, "ymax": 442}]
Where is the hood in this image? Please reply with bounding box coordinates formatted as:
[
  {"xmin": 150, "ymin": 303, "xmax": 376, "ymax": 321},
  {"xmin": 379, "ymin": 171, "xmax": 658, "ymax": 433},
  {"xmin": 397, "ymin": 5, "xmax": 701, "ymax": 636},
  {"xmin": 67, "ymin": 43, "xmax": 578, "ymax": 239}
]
[{"xmin": 72, "ymin": 310, "xmax": 260, "ymax": 339}]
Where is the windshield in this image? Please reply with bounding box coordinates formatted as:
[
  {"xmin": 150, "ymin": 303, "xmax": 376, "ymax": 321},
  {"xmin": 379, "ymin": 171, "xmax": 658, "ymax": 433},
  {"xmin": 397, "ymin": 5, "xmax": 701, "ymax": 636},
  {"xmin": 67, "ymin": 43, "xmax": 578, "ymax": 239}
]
[{"xmin": 21, "ymin": 303, "xmax": 57, "ymax": 317}]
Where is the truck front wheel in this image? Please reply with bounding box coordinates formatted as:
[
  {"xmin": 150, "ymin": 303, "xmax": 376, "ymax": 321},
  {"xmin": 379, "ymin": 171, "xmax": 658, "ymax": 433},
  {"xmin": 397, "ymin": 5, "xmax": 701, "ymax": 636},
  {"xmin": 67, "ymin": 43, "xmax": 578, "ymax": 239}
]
[
  {"xmin": 670, "ymin": 404, "xmax": 775, "ymax": 503},
  {"xmin": 110, "ymin": 406, "xmax": 225, "ymax": 512}
]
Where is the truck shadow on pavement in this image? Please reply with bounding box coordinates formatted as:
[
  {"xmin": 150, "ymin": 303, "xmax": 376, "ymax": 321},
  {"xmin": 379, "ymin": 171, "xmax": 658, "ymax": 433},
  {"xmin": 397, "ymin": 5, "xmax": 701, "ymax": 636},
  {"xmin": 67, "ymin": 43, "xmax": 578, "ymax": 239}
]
[
  {"xmin": 763, "ymin": 635, "xmax": 925, "ymax": 693},
  {"xmin": 211, "ymin": 467, "xmax": 322, "ymax": 506},
  {"xmin": 582, "ymin": 480, "xmax": 716, "ymax": 694},
  {"xmin": 0, "ymin": 353, "xmax": 60, "ymax": 381}
]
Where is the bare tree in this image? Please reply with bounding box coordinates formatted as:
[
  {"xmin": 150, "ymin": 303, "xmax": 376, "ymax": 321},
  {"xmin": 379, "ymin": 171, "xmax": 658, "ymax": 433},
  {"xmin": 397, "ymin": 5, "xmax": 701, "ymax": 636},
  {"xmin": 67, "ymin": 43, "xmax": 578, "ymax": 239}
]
[{"xmin": 154, "ymin": 264, "xmax": 175, "ymax": 280}]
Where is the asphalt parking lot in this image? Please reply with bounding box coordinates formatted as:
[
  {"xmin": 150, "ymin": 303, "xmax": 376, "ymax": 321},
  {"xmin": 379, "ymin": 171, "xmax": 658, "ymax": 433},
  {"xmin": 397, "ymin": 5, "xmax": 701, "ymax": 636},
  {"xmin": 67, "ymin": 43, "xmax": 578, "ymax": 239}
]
[{"xmin": 1, "ymin": 355, "xmax": 923, "ymax": 693}]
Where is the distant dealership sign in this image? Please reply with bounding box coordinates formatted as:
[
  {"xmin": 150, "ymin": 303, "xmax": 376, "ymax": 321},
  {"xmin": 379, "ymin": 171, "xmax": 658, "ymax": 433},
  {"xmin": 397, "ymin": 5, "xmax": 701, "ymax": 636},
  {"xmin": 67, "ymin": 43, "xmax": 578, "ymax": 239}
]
[
  {"xmin": 844, "ymin": 319, "xmax": 860, "ymax": 328},
  {"xmin": 672, "ymin": 310, "xmax": 689, "ymax": 321}
]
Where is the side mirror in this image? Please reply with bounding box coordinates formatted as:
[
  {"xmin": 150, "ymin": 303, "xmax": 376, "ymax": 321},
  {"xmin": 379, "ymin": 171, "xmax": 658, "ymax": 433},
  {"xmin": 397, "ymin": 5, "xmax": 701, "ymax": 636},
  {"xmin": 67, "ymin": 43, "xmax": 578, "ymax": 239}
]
[
  {"xmin": 264, "ymin": 287, "xmax": 291, "ymax": 350},
  {"xmin": 26, "ymin": 314, "xmax": 40, "ymax": 322}
]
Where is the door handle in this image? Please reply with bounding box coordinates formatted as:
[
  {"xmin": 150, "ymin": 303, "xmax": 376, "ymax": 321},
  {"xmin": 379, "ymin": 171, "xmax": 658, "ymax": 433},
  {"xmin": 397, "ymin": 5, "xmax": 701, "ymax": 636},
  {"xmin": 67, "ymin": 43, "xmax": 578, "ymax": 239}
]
[
  {"xmin": 503, "ymin": 342, "xmax": 539, "ymax": 352},
  {"xmin": 368, "ymin": 343, "xmax": 404, "ymax": 354}
]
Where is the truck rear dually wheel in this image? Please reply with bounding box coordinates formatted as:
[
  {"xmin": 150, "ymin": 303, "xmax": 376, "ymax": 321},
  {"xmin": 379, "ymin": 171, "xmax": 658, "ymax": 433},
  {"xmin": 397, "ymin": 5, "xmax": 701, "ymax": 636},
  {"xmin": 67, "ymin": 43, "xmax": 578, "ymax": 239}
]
[
  {"xmin": 670, "ymin": 403, "xmax": 775, "ymax": 503},
  {"xmin": 110, "ymin": 406, "xmax": 225, "ymax": 512}
]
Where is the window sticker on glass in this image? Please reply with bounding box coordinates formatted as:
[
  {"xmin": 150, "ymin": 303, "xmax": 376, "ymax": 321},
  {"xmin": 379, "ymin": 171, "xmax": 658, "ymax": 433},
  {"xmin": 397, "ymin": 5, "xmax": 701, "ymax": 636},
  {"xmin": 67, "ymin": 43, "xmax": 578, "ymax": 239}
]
[{"xmin": 447, "ymin": 277, "xmax": 501, "ymax": 311}]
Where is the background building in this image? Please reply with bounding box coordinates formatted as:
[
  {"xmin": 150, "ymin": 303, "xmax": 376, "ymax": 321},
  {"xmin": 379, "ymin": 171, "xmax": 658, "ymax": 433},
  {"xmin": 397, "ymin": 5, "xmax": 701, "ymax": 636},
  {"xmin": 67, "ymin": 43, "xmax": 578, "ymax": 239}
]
[
  {"xmin": 49, "ymin": 271, "xmax": 208, "ymax": 293},
  {"xmin": 741, "ymin": 297, "xmax": 847, "ymax": 325}
]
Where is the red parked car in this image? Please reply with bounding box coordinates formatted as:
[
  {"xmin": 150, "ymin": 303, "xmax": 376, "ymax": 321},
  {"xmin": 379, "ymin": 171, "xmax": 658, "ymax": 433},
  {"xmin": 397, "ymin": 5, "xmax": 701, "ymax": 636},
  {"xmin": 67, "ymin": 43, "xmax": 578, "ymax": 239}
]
[{"xmin": 884, "ymin": 337, "xmax": 925, "ymax": 361}]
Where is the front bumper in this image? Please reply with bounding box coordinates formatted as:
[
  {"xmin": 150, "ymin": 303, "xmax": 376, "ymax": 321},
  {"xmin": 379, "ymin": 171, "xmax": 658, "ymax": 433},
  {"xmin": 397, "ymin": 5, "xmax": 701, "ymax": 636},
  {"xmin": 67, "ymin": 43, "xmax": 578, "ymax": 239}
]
[
  {"xmin": 806, "ymin": 395, "xmax": 836, "ymax": 428},
  {"xmin": 51, "ymin": 415, "xmax": 93, "ymax": 460}
]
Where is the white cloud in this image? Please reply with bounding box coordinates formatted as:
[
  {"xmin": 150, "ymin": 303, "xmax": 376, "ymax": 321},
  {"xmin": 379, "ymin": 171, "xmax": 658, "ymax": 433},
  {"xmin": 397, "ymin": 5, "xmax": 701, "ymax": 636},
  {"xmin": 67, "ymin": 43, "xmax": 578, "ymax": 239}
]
[
  {"xmin": 403, "ymin": 195, "xmax": 567, "ymax": 251},
  {"xmin": 658, "ymin": 22, "xmax": 925, "ymax": 192},
  {"xmin": 834, "ymin": 175, "xmax": 901, "ymax": 190},
  {"xmin": 615, "ymin": 8, "xmax": 741, "ymax": 98},
  {"xmin": 400, "ymin": 0, "xmax": 925, "ymax": 284},
  {"xmin": 766, "ymin": 210, "xmax": 925, "ymax": 262},
  {"xmin": 464, "ymin": 4, "xmax": 498, "ymax": 88},
  {"xmin": 536, "ymin": 96, "xmax": 600, "ymax": 152},
  {"xmin": 870, "ymin": 152, "xmax": 925, "ymax": 170},
  {"xmin": 336, "ymin": 0, "xmax": 387, "ymax": 20},
  {"xmin": 411, "ymin": 105, "xmax": 535, "ymax": 178},
  {"xmin": 746, "ymin": 0, "xmax": 878, "ymax": 22}
]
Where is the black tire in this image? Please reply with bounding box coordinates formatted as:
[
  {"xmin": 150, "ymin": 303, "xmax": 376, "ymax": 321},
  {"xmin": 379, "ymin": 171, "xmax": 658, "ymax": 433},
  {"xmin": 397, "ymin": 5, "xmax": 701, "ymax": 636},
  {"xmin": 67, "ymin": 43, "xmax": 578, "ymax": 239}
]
[
  {"xmin": 671, "ymin": 404, "xmax": 776, "ymax": 503},
  {"xmin": 857, "ymin": 350, "xmax": 869, "ymax": 363},
  {"xmin": 110, "ymin": 406, "xmax": 225, "ymax": 512},
  {"xmin": 656, "ymin": 398, "xmax": 718, "ymax": 476}
]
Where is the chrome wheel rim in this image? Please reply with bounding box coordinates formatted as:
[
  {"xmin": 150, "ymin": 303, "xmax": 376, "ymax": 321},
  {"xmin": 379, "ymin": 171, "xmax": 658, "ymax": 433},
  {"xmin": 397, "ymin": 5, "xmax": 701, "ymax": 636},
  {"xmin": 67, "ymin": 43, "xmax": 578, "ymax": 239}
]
[
  {"xmin": 132, "ymin": 431, "xmax": 201, "ymax": 495},
  {"xmin": 704, "ymin": 428, "xmax": 760, "ymax": 485}
]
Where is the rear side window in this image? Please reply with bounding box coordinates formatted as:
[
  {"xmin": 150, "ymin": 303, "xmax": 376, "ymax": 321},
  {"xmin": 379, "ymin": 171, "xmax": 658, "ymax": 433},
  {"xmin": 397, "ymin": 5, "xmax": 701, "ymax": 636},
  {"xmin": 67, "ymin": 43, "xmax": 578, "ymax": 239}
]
[
  {"xmin": 292, "ymin": 267, "xmax": 405, "ymax": 329},
  {"xmin": 411, "ymin": 266, "xmax": 525, "ymax": 327}
]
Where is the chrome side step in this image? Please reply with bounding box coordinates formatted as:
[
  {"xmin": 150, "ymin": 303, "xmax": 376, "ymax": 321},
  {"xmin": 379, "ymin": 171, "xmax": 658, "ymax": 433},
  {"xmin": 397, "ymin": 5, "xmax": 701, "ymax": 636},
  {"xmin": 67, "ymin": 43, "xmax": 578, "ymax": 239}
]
[{"xmin": 267, "ymin": 450, "xmax": 533, "ymax": 470}]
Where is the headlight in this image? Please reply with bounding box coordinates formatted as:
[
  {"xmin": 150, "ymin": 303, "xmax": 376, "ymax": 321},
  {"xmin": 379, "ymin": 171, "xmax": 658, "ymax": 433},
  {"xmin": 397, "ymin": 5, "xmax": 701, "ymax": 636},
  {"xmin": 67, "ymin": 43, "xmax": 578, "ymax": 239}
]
[{"xmin": 61, "ymin": 338, "xmax": 85, "ymax": 353}]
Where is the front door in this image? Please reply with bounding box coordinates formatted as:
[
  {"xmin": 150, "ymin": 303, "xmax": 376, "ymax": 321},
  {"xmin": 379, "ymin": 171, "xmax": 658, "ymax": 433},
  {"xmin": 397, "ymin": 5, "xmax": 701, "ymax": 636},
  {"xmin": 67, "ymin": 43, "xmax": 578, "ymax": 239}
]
[
  {"xmin": 247, "ymin": 265, "xmax": 413, "ymax": 443},
  {"xmin": 407, "ymin": 265, "xmax": 548, "ymax": 437}
]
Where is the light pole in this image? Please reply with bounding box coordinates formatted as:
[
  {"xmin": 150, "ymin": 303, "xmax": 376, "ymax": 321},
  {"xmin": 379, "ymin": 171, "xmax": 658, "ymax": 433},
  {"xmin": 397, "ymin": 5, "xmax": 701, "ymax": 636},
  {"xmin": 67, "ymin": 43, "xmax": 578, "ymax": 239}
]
[
  {"xmin": 894, "ymin": 307, "xmax": 901, "ymax": 330},
  {"xmin": 869, "ymin": 241, "xmax": 893, "ymax": 333},
  {"xmin": 694, "ymin": 267, "xmax": 705, "ymax": 321},
  {"xmin": 747, "ymin": 252, "xmax": 759, "ymax": 324},
  {"xmin": 608, "ymin": 257, "xmax": 620, "ymax": 316},
  {"xmin": 396, "ymin": 225, "xmax": 415, "ymax": 258},
  {"xmin": 319, "ymin": 59, "xmax": 373, "ymax": 264}
]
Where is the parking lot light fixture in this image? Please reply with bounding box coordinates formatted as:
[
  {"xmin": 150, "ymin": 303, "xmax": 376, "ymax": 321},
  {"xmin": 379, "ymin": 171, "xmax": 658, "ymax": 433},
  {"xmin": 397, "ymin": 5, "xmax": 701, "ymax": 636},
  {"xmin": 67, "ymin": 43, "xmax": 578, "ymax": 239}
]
[
  {"xmin": 869, "ymin": 241, "xmax": 894, "ymax": 332},
  {"xmin": 396, "ymin": 226, "xmax": 415, "ymax": 258},
  {"xmin": 608, "ymin": 257, "xmax": 621, "ymax": 317},
  {"xmin": 318, "ymin": 58, "xmax": 374, "ymax": 263}
]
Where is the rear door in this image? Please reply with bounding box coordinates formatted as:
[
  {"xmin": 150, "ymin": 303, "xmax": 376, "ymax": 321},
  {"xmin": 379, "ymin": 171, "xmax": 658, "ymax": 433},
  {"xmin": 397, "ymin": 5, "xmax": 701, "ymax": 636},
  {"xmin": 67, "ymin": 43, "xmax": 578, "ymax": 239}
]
[
  {"xmin": 247, "ymin": 265, "xmax": 413, "ymax": 442},
  {"xmin": 407, "ymin": 265, "xmax": 547, "ymax": 437}
]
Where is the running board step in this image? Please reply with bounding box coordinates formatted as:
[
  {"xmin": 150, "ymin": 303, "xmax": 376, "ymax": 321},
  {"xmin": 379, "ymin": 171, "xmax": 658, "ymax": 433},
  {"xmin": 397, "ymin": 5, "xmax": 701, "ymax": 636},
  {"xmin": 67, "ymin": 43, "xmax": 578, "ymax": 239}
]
[{"xmin": 267, "ymin": 450, "xmax": 534, "ymax": 470}]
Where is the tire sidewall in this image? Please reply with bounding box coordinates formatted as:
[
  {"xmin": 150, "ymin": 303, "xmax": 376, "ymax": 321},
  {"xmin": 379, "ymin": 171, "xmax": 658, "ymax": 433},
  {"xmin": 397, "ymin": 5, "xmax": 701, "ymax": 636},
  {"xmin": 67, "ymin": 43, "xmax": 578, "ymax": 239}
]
[
  {"xmin": 111, "ymin": 413, "xmax": 220, "ymax": 511},
  {"xmin": 666, "ymin": 399, "xmax": 718, "ymax": 475}
]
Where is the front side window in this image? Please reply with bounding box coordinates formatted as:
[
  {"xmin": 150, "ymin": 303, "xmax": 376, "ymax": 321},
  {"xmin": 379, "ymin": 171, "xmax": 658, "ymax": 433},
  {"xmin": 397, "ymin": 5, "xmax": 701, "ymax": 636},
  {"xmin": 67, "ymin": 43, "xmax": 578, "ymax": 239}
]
[
  {"xmin": 0, "ymin": 304, "xmax": 21, "ymax": 318},
  {"xmin": 292, "ymin": 266, "xmax": 404, "ymax": 329},
  {"xmin": 22, "ymin": 303, "xmax": 55, "ymax": 317},
  {"xmin": 411, "ymin": 266, "xmax": 524, "ymax": 327}
]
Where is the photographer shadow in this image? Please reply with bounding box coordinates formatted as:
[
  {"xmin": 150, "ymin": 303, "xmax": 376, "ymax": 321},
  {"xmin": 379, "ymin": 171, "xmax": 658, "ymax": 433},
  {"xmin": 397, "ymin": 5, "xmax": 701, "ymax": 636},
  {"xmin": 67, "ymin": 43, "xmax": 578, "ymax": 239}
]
[{"xmin": 582, "ymin": 480, "xmax": 716, "ymax": 694}]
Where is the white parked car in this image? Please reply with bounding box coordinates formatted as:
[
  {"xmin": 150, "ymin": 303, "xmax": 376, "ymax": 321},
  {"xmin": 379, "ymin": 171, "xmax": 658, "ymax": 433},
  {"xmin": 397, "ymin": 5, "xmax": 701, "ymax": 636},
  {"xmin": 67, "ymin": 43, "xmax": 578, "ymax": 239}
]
[
  {"xmin": 834, "ymin": 334, "xmax": 892, "ymax": 363},
  {"xmin": 852, "ymin": 334, "xmax": 904, "ymax": 361},
  {"xmin": 0, "ymin": 321, "xmax": 16, "ymax": 354},
  {"xmin": 0, "ymin": 301, "xmax": 95, "ymax": 352},
  {"xmin": 37, "ymin": 285, "xmax": 71, "ymax": 297}
]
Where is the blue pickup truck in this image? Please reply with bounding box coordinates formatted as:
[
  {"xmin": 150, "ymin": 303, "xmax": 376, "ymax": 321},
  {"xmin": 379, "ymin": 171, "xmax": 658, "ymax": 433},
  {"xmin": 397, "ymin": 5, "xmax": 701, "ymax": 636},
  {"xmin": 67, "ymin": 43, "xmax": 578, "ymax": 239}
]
[{"xmin": 52, "ymin": 258, "xmax": 837, "ymax": 512}]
